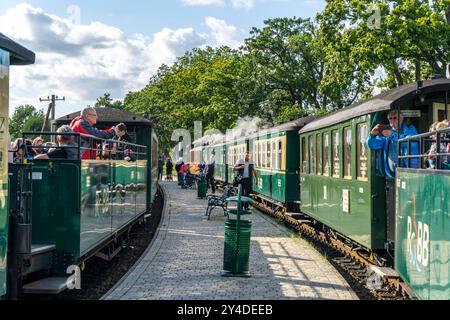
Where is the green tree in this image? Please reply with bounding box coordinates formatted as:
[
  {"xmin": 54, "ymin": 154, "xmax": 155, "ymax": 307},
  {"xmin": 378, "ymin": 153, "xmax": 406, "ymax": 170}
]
[
  {"xmin": 318, "ymin": 0, "xmax": 450, "ymax": 89},
  {"xmin": 9, "ymin": 105, "xmax": 46, "ymax": 139},
  {"xmin": 125, "ymin": 47, "xmax": 246, "ymax": 154},
  {"xmin": 242, "ymin": 16, "xmax": 369, "ymax": 122},
  {"xmin": 95, "ymin": 93, "xmax": 124, "ymax": 109}
]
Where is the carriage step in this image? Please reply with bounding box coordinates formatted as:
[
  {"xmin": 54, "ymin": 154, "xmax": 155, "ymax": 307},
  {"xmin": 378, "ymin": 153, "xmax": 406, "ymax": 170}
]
[
  {"xmin": 285, "ymin": 212, "xmax": 302, "ymax": 218},
  {"xmin": 22, "ymin": 277, "xmax": 69, "ymax": 295},
  {"xmin": 370, "ymin": 266, "xmax": 399, "ymax": 278},
  {"xmin": 25, "ymin": 244, "xmax": 57, "ymax": 274},
  {"xmin": 31, "ymin": 244, "xmax": 56, "ymax": 256}
]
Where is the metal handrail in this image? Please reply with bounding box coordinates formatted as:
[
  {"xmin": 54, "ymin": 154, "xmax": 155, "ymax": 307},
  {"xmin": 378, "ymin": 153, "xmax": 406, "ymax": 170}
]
[
  {"xmin": 398, "ymin": 126, "xmax": 450, "ymax": 169},
  {"xmin": 17, "ymin": 131, "xmax": 147, "ymax": 161}
]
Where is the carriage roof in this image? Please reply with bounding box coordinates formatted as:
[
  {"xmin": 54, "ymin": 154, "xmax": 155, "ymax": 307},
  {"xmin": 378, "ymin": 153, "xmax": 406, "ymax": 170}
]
[
  {"xmin": 299, "ymin": 79, "xmax": 450, "ymax": 134},
  {"xmin": 0, "ymin": 33, "xmax": 35, "ymax": 65}
]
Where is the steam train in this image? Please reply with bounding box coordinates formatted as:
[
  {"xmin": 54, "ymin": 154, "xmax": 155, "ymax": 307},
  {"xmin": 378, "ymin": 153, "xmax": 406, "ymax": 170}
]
[
  {"xmin": 191, "ymin": 79, "xmax": 450, "ymax": 300},
  {"xmin": 1, "ymin": 34, "xmax": 159, "ymax": 298}
]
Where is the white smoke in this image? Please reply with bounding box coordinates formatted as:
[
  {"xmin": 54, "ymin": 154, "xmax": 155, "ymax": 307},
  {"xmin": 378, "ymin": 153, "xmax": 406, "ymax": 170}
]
[{"xmin": 194, "ymin": 116, "xmax": 265, "ymax": 147}]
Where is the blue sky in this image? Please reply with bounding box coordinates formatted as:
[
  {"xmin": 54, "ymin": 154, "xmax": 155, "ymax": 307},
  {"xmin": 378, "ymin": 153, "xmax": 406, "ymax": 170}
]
[
  {"xmin": 1, "ymin": 0, "xmax": 326, "ymax": 116},
  {"xmin": 1, "ymin": 0, "xmax": 325, "ymax": 36}
]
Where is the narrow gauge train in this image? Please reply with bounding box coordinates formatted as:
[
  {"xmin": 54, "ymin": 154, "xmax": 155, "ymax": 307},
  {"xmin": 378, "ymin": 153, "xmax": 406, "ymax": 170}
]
[
  {"xmin": 0, "ymin": 35, "xmax": 159, "ymax": 299},
  {"xmin": 192, "ymin": 79, "xmax": 450, "ymax": 300}
]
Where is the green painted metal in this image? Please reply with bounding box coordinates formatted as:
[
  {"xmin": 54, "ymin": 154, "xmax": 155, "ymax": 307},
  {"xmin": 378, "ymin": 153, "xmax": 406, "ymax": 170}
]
[
  {"xmin": 30, "ymin": 156, "xmax": 148, "ymax": 275},
  {"xmin": 299, "ymin": 115, "xmax": 387, "ymax": 250},
  {"xmin": 395, "ymin": 169, "xmax": 450, "ymax": 300},
  {"xmin": 31, "ymin": 161, "xmax": 81, "ymax": 270},
  {"xmin": 197, "ymin": 173, "xmax": 207, "ymax": 199},
  {"xmin": 204, "ymin": 144, "xmax": 227, "ymax": 183},
  {"xmin": 225, "ymin": 138, "xmax": 248, "ymax": 184},
  {"xmin": 134, "ymin": 126, "xmax": 157, "ymax": 208},
  {"xmin": 222, "ymin": 185, "xmax": 252, "ymax": 277},
  {"xmin": 248, "ymin": 130, "xmax": 300, "ymax": 205},
  {"xmin": 80, "ymin": 159, "xmax": 147, "ymax": 255},
  {"xmin": 0, "ymin": 49, "xmax": 10, "ymax": 297}
]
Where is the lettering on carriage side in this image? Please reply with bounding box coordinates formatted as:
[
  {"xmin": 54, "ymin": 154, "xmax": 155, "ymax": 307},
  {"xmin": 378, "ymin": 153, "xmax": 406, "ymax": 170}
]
[
  {"xmin": 407, "ymin": 193, "xmax": 430, "ymax": 271},
  {"xmin": 32, "ymin": 172, "xmax": 42, "ymax": 180},
  {"xmin": 342, "ymin": 189, "xmax": 350, "ymax": 213}
]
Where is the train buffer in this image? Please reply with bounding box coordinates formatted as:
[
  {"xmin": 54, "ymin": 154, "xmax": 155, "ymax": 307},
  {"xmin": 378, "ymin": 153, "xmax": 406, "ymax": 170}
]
[{"xmin": 103, "ymin": 181, "xmax": 358, "ymax": 300}]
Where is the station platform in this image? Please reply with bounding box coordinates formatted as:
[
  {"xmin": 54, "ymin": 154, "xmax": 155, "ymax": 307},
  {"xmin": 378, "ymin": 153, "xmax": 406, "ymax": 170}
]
[{"xmin": 102, "ymin": 181, "xmax": 358, "ymax": 300}]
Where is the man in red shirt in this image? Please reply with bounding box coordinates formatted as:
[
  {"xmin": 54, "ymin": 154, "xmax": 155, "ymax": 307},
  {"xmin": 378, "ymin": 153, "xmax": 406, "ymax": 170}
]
[{"xmin": 70, "ymin": 107, "xmax": 117, "ymax": 159}]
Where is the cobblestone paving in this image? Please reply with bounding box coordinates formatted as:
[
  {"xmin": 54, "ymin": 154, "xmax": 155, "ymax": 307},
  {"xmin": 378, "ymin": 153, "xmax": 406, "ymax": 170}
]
[{"xmin": 103, "ymin": 181, "xmax": 358, "ymax": 300}]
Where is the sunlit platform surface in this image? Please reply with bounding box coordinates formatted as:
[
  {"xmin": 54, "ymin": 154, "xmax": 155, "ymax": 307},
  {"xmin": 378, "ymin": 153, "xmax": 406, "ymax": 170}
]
[{"xmin": 102, "ymin": 181, "xmax": 358, "ymax": 300}]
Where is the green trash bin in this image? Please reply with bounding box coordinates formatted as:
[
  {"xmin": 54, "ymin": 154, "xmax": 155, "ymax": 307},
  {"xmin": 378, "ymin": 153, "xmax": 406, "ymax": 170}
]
[
  {"xmin": 197, "ymin": 174, "xmax": 207, "ymax": 199},
  {"xmin": 222, "ymin": 219, "xmax": 252, "ymax": 277}
]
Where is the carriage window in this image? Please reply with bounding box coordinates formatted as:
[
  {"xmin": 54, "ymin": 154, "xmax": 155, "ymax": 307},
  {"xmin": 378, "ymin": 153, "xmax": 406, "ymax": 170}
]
[
  {"xmin": 357, "ymin": 124, "xmax": 369, "ymax": 180},
  {"xmin": 309, "ymin": 135, "xmax": 315, "ymax": 174},
  {"xmin": 258, "ymin": 142, "xmax": 261, "ymax": 167},
  {"xmin": 343, "ymin": 127, "xmax": 352, "ymax": 179},
  {"xmin": 266, "ymin": 141, "xmax": 271, "ymax": 168},
  {"xmin": 332, "ymin": 130, "xmax": 340, "ymax": 177},
  {"xmin": 323, "ymin": 133, "xmax": 330, "ymax": 176},
  {"xmin": 278, "ymin": 139, "xmax": 282, "ymax": 170},
  {"xmin": 301, "ymin": 137, "xmax": 307, "ymax": 173},
  {"xmin": 262, "ymin": 142, "xmax": 267, "ymax": 168},
  {"xmin": 317, "ymin": 134, "xmax": 322, "ymax": 175},
  {"xmin": 272, "ymin": 140, "xmax": 277, "ymax": 169}
]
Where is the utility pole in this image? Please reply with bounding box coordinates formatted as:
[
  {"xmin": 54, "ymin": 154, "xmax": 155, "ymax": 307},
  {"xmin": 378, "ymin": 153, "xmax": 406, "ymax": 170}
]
[{"xmin": 40, "ymin": 94, "xmax": 65, "ymax": 133}]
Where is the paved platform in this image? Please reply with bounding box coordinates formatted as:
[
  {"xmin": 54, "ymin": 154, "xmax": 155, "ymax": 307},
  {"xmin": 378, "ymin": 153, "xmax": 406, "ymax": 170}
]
[{"xmin": 102, "ymin": 181, "xmax": 358, "ymax": 300}]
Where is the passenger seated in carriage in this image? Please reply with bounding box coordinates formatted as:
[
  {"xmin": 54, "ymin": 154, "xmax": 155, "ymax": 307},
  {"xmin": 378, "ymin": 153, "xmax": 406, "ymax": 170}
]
[
  {"xmin": 35, "ymin": 125, "xmax": 78, "ymax": 160},
  {"xmin": 428, "ymin": 120, "xmax": 450, "ymax": 170}
]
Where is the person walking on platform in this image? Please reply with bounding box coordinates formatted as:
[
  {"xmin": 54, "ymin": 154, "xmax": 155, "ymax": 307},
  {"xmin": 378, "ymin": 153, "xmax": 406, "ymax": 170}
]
[
  {"xmin": 175, "ymin": 158, "xmax": 184, "ymax": 186},
  {"xmin": 158, "ymin": 156, "xmax": 164, "ymax": 180},
  {"xmin": 166, "ymin": 158, "xmax": 174, "ymax": 181},
  {"xmin": 233, "ymin": 151, "xmax": 258, "ymax": 210},
  {"xmin": 206, "ymin": 153, "xmax": 216, "ymax": 194}
]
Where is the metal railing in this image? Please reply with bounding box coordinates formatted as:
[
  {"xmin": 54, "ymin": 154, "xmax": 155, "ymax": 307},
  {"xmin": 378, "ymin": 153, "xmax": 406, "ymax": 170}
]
[
  {"xmin": 10, "ymin": 132, "xmax": 147, "ymax": 162},
  {"xmin": 398, "ymin": 126, "xmax": 450, "ymax": 170}
]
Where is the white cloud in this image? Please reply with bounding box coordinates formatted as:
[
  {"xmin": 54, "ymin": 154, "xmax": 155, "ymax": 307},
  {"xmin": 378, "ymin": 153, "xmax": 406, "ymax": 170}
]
[
  {"xmin": 205, "ymin": 17, "xmax": 242, "ymax": 49},
  {"xmin": 1, "ymin": 3, "xmax": 212, "ymax": 116}
]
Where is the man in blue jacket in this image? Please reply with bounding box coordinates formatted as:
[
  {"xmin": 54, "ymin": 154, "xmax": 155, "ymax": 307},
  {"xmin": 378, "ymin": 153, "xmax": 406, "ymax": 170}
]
[{"xmin": 367, "ymin": 110, "xmax": 420, "ymax": 178}]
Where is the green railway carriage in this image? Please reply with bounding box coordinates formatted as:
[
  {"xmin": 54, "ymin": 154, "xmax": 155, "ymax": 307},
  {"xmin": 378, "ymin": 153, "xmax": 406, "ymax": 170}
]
[
  {"xmin": 299, "ymin": 79, "xmax": 450, "ymax": 253},
  {"xmin": 203, "ymin": 143, "xmax": 227, "ymax": 183},
  {"xmin": 55, "ymin": 108, "xmax": 158, "ymax": 208},
  {"xmin": 395, "ymin": 129, "xmax": 450, "ymax": 300},
  {"xmin": 226, "ymin": 137, "xmax": 249, "ymax": 184},
  {"xmin": 249, "ymin": 117, "xmax": 314, "ymax": 209},
  {"xmin": 0, "ymin": 34, "xmax": 35, "ymax": 298},
  {"xmin": 2, "ymin": 106, "xmax": 159, "ymax": 298}
]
